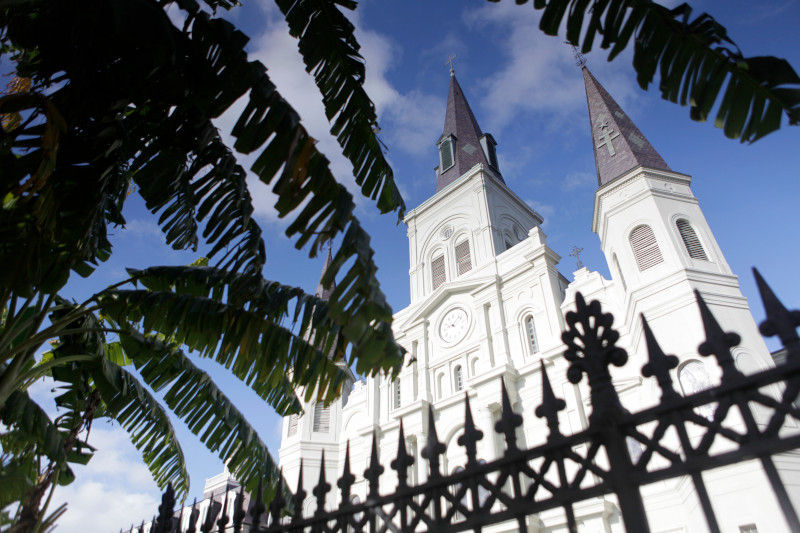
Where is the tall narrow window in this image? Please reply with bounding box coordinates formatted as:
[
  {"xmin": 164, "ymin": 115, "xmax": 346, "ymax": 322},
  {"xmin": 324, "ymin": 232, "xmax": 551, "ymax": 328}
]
[
  {"xmin": 629, "ymin": 225, "xmax": 663, "ymax": 271},
  {"xmin": 431, "ymin": 255, "xmax": 446, "ymax": 290},
  {"xmin": 313, "ymin": 403, "xmax": 330, "ymax": 433},
  {"xmin": 524, "ymin": 315, "xmax": 539, "ymax": 354},
  {"xmin": 612, "ymin": 253, "xmax": 627, "ymax": 291},
  {"xmin": 676, "ymin": 219, "xmax": 708, "ymax": 260},
  {"xmin": 455, "ymin": 239, "xmax": 472, "ymax": 275},
  {"xmin": 287, "ymin": 414, "xmax": 298, "ymax": 436},
  {"xmin": 393, "ymin": 379, "xmax": 401, "ymax": 409},
  {"xmin": 439, "ymin": 138, "xmax": 454, "ymax": 170},
  {"xmin": 454, "ymin": 365, "xmax": 463, "ymax": 392}
]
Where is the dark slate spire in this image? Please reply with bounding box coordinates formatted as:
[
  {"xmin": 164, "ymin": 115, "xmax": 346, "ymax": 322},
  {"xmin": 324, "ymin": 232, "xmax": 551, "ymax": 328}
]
[
  {"xmin": 582, "ymin": 67, "xmax": 671, "ymax": 187},
  {"xmin": 315, "ymin": 247, "xmax": 335, "ymax": 301},
  {"xmin": 436, "ymin": 74, "xmax": 502, "ymax": 192}
]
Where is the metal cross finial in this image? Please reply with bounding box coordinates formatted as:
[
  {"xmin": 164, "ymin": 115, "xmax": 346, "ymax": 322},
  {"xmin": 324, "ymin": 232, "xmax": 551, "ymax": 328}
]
[
  {"xmin": 446, "ymin": 54, "xmax": 456, "ymax": 76},
  {"xmin": 595, "ymin": 116, "xmax": 620, "ymax": 156},
  {"xmin": 569, "ymin": 245, "xmax": 584, "ymax": 269},
  {"xmin": 565, "ymin": 41, "xmax": 586, "ymax": 68}
]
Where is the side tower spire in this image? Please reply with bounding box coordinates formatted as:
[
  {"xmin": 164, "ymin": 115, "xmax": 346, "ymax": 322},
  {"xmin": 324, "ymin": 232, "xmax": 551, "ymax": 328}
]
[
  {"xmin": 315, "ymin": 246, "xmax": 335, "ymax": 301},
  {"xmin": 437, "ymin": 74, "xmax": 501, "ymax": 191},
  {"xmin": 583, "ymin": 67, "xmax": 670, "ymax": 186}
]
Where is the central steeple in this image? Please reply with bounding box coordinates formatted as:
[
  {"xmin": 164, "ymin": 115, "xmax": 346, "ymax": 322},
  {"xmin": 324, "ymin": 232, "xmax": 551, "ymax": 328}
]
[{"xmin": 436, "ymin": 73, "xmax": 502, "ymax": 192}]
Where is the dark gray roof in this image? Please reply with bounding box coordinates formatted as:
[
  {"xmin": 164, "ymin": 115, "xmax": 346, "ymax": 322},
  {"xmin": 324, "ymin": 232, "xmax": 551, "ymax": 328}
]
[
  {"xmin": 315, "ymin": 247, "xmax": 335, "ymax": 301},
  {"xmin": 437, "ymin": 74, "xmax": 502, "ymax": 191},
  {"xmin": 582, "ymin": 67, "xmax": 670, "ymax": 187}
]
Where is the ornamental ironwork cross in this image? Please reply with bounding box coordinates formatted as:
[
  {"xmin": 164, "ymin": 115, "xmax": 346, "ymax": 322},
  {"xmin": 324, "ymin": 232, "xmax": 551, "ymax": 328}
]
[
  {"xmin": 446, "ymin": 54, "xmax": 456, "ymax": 76},
  {"xmin": 596, "ymin": 117, "xmax": 620, "ymax": 156},
  {"xmin": 569, "ymin": 245, "xmax": 584, "ymax": 269}
]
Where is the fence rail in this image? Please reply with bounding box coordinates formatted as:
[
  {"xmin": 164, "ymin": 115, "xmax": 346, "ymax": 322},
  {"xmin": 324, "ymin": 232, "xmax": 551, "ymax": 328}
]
[{"xmin": 131, "ymin": 268, "xmax": 800, "ymax": 533}]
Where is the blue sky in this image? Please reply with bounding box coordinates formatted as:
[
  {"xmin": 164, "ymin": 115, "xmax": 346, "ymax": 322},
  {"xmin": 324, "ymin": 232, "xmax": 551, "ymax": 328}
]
[{"xmin": 34, "ymin": 0, "xmax": 800, "ymax": 530}]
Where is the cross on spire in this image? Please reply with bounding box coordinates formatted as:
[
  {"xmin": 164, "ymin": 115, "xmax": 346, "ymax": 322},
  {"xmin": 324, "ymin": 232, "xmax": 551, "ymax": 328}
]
[
  {"xmin": 565, "ymin": 42, "xmax": 586, "ymax": 68},
  {"xmin": 446, "ymin": 54, "xmax": 456, "ymax": 76},
  {"xmin": 595, "ymin": 116, "xmax": 620, "ymax": 156},
  {"xmin": 569, "ymin": 245, "xmax": 584, "ymax": 269}
]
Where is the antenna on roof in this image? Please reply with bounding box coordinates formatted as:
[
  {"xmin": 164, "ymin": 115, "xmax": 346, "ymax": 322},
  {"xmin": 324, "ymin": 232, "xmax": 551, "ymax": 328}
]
[
  {"xmin": 446, "ymin": 54, "xmax": 457, "ymax": 76},
  {"xmin": 565, "ymin": 41, "xmax": 586, "ymax": 68}
]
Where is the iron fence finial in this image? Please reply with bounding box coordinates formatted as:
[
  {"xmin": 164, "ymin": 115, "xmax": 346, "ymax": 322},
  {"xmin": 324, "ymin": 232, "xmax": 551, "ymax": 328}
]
[
  {"xmin": 640, "ymin": 315, "xmax": 680, "ymax": 400},
  {"xmin": 312, "ymin": 450, "xmax": 331, "ymax": 516},
  {"xmin": 457, "ymin": 393, "xmax": 484, "ymax": 466},
  {"xmin": 421, "ymin": 405, "xmax": 446, "ymax": 479},
  {"xmin": 364, "ymin": 431, "xmax": 385, "ymax": 496},
  {"xmin": 391, "ymin": 420, "xmax": 414, "ymax": 488},
  {"xmin": 338, "ymin": 441, "xmax": 356, "ymax": 501},
  {"xmin": 696, "ymin": 290, "xmax": 744, "ymax": 382},
  {"xmin": 754, "ymin": 267, "xmax": 800, "ymax": 350},
  {"xmin": 290, "ymin": 460, "xmax": 306, "ymax": 524},
  {"xmin": 265, "ymin": 468, "xmax": 283, "ymax": 530},
  {"xmin": 495, "ymin": 378, "xmax": 523, "ymax": 452},
  {"xmin": 250, "ymin": 473, "xmax": 265, "ymax": 531},
  {"xmin": 535, "ymin": 360, "xmax": 566, "ymax": 439}
]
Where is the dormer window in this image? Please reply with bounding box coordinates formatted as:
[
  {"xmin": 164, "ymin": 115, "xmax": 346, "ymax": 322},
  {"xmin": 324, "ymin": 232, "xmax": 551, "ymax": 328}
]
[
  {"xmin": 480, "ymin": 134, "xmax": 498, "ymax": 170},
  {"xmin": 439, "ymin": 136, "xmax": 455, "ymax": 171}
]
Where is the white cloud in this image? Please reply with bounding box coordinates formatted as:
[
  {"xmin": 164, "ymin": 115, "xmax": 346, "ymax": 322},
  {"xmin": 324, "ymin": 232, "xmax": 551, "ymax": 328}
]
[
  {"xmin": 463, "ymin": 3, "xmax": 640, "ymax": 136},
  {"xmin": 210, "ymin": 2, "xmax": 442, "ymax": 226},
  {"xmin": 121, "ymin": 219, "xmax": 163, "ymax": 240},
  {"xmin": 562, "ymin": 171, "xmax": 594, "ymax": 191},
  {"xmin": 49, "ymin": 426, "xmax": 162, "ymax": 533}
]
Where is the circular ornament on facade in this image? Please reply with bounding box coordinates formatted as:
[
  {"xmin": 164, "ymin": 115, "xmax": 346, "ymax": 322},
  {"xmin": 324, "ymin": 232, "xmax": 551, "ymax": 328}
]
[
  {"xmin": 440, "ymin": 226, "xmax": 454, "ymax": 240},
  {"xmin": 439, "ymin": 307, "xmax": 469, "ymax": 344}
]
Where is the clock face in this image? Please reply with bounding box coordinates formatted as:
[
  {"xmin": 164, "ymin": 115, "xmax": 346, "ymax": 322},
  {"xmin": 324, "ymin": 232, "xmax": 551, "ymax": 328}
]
[{"xmin": 440, "ymin": 308, "xmax": 469, "ymax": 343}]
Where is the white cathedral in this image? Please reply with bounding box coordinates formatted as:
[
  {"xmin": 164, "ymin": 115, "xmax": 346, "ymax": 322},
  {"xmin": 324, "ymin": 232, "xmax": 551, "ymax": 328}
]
[{"xmin": 277, "ymin": 67, "xmax": 797, "ymax": 532}]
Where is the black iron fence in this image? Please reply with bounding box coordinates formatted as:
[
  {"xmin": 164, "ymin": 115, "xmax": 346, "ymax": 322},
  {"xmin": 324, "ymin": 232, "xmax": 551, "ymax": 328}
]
[{"xmin": 129, "ymin": 268, "xmax": 800, "ymax": 532}]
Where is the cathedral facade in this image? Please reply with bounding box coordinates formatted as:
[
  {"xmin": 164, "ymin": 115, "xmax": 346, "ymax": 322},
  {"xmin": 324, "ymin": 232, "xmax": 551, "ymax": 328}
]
[{"xmin": 277, "ymin": 68, "xmax": 796, "ymax": 532}]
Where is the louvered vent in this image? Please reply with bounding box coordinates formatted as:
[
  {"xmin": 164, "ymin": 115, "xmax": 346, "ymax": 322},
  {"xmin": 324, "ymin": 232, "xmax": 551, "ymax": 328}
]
[
  {"xmin": 455, "ymin": 240, "xmax": 472, "ymax": 275},
  {"xmin": 393, "ymin": 379, "xmax": 401, "ymax": 409},
  {"xmin": 432, "ymin": 255, "xmax": 446, "ymax": 290},
  {"xmin": 629, "ymin": 225, "xmax": 663, "ymax": 271},
  {"xmin": 525, "ymin": 315, "xmax": 539, "ymax": 354},
  {"xmin": 287, "ymin": 414, "xmax": 298, "ymax": 436},
  {"xmin": 440, "ymin": 138, "xmax": 454, "ymax": 170},
  {"xmin": 676, "ymin": 219, "xmax": 708, "ymax": 260},
  {"xmin": 313, "ymin": 403, "xmax": 330, "ymax": 433},
  {"xmin": 454, "ymin": 366, "xmax": 463, "ymax": 391}
]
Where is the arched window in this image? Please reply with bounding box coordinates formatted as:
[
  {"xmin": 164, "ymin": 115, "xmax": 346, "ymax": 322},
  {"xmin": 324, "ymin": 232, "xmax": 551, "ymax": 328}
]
[
  {"xmin": 393, "ymin": 379, "xmax": 401, "ymax": 409},
  {"xmin": 678, "ymin": 360, "xmax": 714, "ymax": 419},
  {"xmin": 503, "ymin": 232, "xmax": 514, "ymax": 251},
  {"xmin": 454, "ymin": 365, "xmax": 464, "ymax": 391},
  {"xmin": 431, "ymin": 254, "xmax": 446, "ymax": 290},
  {"xmin": 629, "ymin": 224, "xmax": 663, "ymax": 271},
  {"xmin": 612, "ymin": 253, "xmax": 627, "ymax": 291},
  {"xmin": 524, "ymin": 315, "xmax": 539, "ymax": 354},
  {"xmin": 287, "ymin": 414, "xmax": 298, "ymax": 436},
  {"xmin": 455, "ymin": 239, "xmax": 472, "ymax": 275},
  {"xmin": 313, "ymin": 403, "xmax": 330, "ymax": 433},
  {"xmin": 676, "ymin": 219, "xmax": 708, "ymax": 260},
  {"xmin": 451, "ymin": 466, "xmax": 467, "ymax": 520}
]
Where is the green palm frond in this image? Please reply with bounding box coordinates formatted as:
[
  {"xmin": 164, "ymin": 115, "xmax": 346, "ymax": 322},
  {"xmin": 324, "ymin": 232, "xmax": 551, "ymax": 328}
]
[
  {"xmin": 122, "ymin": 265, "xmax": 403, "ymax": 378},
  {"xmin": 275, "ymin": 0, "xmax": 405, "ymax": 218},
  {"xmin": 507, "ymin": 0, "xmax": 800, "ymax": 141},
  {"xmin": 0, "ymin": 390, "xmax": 71, "ymax": 466},
  {"xmin": 118, "ymin": 331, "xmax": 286, "ymax": 493},
  {"xmin": 97, "ymin": 285, "xmax": 355, "ymax": 405},
  {"xmin": 91, "ymin": 359, "xmax": 190, "ymax": 499}
]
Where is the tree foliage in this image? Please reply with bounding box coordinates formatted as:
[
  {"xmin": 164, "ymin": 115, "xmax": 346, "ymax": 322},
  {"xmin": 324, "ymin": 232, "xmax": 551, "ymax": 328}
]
[
  {"xmin": 502, "ymin": 0, "xmax": 800, "ymax": 142},
  {"xmin": 0, "ymin": 0, "xmax": 407, "ymax": 528}
]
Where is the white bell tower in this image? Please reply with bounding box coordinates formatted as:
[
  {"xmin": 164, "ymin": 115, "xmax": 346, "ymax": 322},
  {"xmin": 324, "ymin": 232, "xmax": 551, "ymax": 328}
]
[{"xmin": 584, "ymin": 67, "xmax": 772, "ymax": 378}]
